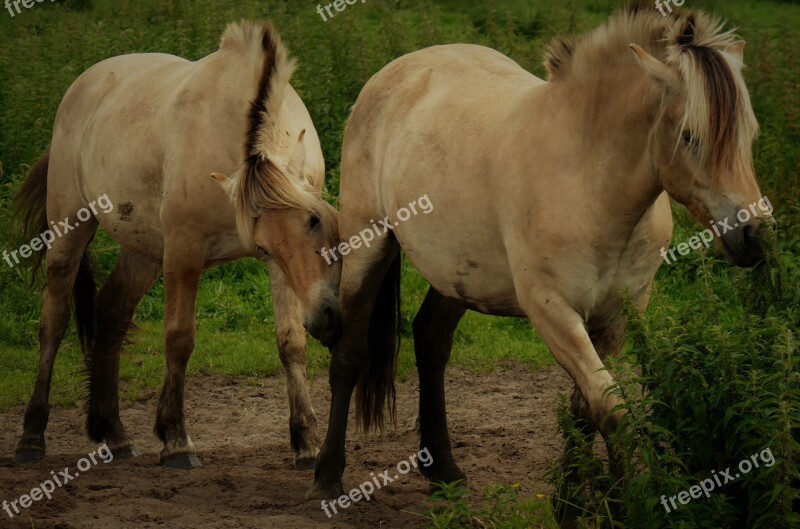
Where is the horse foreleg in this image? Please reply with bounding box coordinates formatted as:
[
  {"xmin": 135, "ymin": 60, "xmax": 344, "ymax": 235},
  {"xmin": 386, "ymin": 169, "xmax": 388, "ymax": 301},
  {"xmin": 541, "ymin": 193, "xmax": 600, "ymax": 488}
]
[
  {"xmin": 154, "ymin": 247, "xmax": 204, "ymax": 469},
  {"xmin": 522, "ymin": 293, "xmax": 624, "ymax": 440},
  {"xmin": 267, "ymin": 261, "xmax": 321, "ymax": 470},
  {"xmin": 521, "ymin": 291, "xmax": 627, "ymax": 527},
  {"xmin": 562, "ymin": 318, "xmax": 629, "ymax": 461}
]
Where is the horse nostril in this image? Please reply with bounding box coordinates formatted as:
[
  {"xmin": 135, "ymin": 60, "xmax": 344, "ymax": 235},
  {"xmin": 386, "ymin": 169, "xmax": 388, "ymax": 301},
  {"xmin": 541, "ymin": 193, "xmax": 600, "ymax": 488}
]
[{"xmin": 742, "ymin": 225, "xmax": 756, "ymax": 246}]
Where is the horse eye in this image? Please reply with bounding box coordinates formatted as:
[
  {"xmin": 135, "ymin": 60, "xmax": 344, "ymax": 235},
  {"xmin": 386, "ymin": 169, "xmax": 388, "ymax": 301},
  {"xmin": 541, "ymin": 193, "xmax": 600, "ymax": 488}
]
[
  {"xmin": 681, "ymin": 130, "xmax": 694, "ymax": 147},
  {"xmin": 309, "ymin": 215, "xmax": 321, "ymax": 230}
]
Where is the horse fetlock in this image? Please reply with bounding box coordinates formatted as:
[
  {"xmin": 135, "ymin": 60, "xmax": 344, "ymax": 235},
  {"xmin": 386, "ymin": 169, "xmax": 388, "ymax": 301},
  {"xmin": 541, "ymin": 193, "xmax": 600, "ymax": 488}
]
[
  {"xmin": 592, "ymin": 392, "xmax": 626, "ymax": 436},
  {"xmin": 98, "ymin": 422, "xmax": 137, "ymax": 457},
  {"xmin": 22, "ymin": 401, "xmax": 50, "ymax": 432},
  {"xmin": 290, "ymin": 413, "xmax": 320, "ymax": 446},
  {"xmin": 162, "ymin": 431, "xmax": 194, "ymax": 452},
  {"xmin": 86, "ymin": 410, "xmax": 123, "ymax": 443}
]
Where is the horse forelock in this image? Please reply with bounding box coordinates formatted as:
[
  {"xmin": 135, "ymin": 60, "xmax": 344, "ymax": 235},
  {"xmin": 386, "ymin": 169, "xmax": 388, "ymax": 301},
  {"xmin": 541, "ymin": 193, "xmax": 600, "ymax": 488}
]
[
  {"xmin": 229, "ymin": 156, "xmax": 322, "ymax": 251},
  {"xmin": 543, "ymin": 7, "xmax": 757, "ymax": 180},
  {"xmin": 219, "ymin": 21, "xmax": 319, "ymax": 248},
  {"xmin": 664, "ymin": 13, "xmax": 759, "ymax": 180}
]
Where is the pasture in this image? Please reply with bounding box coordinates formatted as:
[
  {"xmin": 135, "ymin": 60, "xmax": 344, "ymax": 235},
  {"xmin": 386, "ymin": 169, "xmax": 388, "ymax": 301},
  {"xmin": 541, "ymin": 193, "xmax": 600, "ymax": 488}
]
[{"xmin": 0, "ymin": 0, "xmax": 798, "ymax": 527}]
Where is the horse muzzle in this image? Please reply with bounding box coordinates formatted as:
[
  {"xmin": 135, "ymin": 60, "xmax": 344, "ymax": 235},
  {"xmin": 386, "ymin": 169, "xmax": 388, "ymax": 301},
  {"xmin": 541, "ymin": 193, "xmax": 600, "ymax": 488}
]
[
  {"xmin": 305, "ymin": 297, "xmax": 342, "ymax": 347},
  {"xmin": 720, "ymin": 216, "xmax": 776, "ymax": 267}
]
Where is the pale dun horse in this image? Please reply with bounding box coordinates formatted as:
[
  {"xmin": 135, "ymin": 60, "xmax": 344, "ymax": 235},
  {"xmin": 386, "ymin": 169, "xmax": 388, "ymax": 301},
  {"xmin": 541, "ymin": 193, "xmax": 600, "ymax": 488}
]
[
  {"xmin": 308, "ymin": 5, "xmax": 775, "ymax": 520},
  {"xmin": 14, "ymin": 21, "xmax": 342, "ymax": 470}
]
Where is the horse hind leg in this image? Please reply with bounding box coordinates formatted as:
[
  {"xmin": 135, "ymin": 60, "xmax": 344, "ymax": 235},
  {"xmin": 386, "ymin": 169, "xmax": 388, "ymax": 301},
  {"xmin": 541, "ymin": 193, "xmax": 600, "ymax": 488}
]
[
  {"xmin": 413, "ymin": 287, "xmax": 467, "ymax": 487},
  {"xmin": 15, "ymin": 218, "xmax": 98, "ymax": 463},
  {"xmin": 267, "ymin": 261, "xmax": 321, "ymax": 470},
  {"xmin": 86, "ymin": 250, "xmax": 161, "ymax": 459}
]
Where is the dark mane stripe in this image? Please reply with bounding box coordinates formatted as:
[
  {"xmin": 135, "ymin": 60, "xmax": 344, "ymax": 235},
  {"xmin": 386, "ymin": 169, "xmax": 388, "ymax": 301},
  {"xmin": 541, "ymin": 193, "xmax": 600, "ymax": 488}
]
[
  {"xmin": 544, "ymin": 39, "xmax": 574, "ymax": 79},
  {"xmin": 245, "ymin": 25, "xmax": 279, "ymax": 168},
  {"xmin": 218, "ymin": 21, "xmax": 319, "ymax": 250}
]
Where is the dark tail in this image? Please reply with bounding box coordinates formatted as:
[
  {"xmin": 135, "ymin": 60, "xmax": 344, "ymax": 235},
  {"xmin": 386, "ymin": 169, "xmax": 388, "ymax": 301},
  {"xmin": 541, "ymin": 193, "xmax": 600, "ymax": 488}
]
[
  {"xmin": 73, "ymin": 252, "xmax": 97, "ymax": 359},
  {"xmin": 13, "ymin": 148, "xmax": 51, "ymax": 284},
  {"xmin": 13, "ymin": 147, "xmax": 97, "ymax": 357},
  {"xmin": 355, "ymin": 253, "xmax": 402, "ymax": 432}
]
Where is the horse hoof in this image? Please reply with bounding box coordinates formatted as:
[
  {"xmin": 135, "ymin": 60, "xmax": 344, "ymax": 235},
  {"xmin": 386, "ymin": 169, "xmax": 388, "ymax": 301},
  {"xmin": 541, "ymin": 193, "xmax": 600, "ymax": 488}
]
[
  {"xmin": 111, "ymin": 446, "xmax": 140, "ymax": 460},
  {"xmin": 294, "ymin": 457, "xmax": 317, "ymax": 471},
  {"xmin": 14, "ymin": 448, "xmax": 45, "ymax": 465},
  {"xmin": 160, "ymin": 453, "xmax": 202, "ymax": 469},
  {"xmin": 427, "ymin": 471, "xmax": 468, "ymax": 491},
  {"xmin": 305, "ymin": 482, "xmax": 344, "ymax": 501}
]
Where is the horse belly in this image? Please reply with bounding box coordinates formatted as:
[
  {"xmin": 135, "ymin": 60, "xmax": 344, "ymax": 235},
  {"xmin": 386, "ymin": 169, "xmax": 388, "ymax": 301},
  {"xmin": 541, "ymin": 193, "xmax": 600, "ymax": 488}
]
[
  {"xmin": 395, "ymin": 223, "xmax": 524, "ymax": 316},
  {"xmin": 97, "ymin": 200, "xmax": 166, "ymax": 262}
]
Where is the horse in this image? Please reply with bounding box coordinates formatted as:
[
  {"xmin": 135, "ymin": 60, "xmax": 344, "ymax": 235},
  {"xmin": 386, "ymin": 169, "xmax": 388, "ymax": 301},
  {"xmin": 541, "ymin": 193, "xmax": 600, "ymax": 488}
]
[
  {"xmin": 308, "ymin": 6, "xmax": 775, "ymax": 504},
  {"xmin": 13, "ymin": 21, "xmax": 342, "ymax": 470}
]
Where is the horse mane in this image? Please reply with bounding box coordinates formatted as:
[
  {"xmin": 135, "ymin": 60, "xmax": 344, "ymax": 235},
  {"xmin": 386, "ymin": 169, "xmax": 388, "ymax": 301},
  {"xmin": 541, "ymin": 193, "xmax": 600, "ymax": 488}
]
[
  {"xmin": 219, "ymin": 21, "xmax": 321, "ymax": 250},
  {"xmin": 544, "ymin": 5, "xmax": 758, "ymax": 179}
]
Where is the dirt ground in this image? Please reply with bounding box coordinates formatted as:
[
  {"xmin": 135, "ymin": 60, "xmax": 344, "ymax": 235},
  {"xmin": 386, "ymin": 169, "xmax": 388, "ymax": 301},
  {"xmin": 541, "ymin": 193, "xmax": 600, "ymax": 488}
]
[{"xmin": 0, "ymin": 363, "xmax": 572, "ymax": 528}]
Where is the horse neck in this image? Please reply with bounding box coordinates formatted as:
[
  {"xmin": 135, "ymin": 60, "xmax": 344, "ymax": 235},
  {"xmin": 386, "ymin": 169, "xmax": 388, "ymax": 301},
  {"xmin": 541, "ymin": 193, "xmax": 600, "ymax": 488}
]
[{"xmin": 537, "ymin": 67, "xmax": 666, "ymax": 219}]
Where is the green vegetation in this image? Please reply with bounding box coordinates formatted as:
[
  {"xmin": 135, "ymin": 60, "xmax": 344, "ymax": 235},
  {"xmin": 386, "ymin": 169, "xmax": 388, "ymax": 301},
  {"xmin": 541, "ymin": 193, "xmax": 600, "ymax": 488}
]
[
  {"xmin": 551, "ymin": 228, "xmax": 799, "ymax": 527},
  {"xmin": 1, "ymin": 1, "xmax": 798, "ymax": 527}
]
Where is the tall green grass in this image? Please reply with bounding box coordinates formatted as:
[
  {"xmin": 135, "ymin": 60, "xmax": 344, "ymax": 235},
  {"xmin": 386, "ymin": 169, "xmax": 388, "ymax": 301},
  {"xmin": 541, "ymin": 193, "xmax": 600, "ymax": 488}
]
[{"xmin": 548, "ymin": 226, "xmax": 799, "ymax": 528}]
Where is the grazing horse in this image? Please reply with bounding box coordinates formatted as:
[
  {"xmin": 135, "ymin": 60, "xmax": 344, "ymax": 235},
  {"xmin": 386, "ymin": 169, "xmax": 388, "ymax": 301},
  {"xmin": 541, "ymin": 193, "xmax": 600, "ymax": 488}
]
[
  {"xmin": 309, "ymin": 7, "xmax": 774, "ymax": 500},
  {"xmin": 14, "ymin": 21, "xmax": 341, "ymax": 470}
]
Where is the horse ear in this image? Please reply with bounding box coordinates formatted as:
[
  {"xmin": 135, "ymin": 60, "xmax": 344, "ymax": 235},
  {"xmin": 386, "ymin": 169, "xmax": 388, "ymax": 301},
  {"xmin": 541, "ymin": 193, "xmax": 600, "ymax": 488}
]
[
  {"xmin": 629, "ymin": 44, "xmax": 681, "ymax": 95},
  {"xmin": 210, "ymin": 172, "xmax": 234, "ymax": 193},
  {"xmin": 725, "ymin": 41, "xmax": 746, "ymax": 63},
  {"xmin": 288, "ymin": 129, "xmax": 307, "ymax": 176}
]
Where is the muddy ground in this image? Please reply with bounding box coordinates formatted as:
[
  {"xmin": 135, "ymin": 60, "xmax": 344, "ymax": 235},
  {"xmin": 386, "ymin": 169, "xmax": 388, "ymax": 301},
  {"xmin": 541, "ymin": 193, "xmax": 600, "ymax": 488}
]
[{"xmin": 0, "ymin": 363, "xmax": 571, "ymax": 528}]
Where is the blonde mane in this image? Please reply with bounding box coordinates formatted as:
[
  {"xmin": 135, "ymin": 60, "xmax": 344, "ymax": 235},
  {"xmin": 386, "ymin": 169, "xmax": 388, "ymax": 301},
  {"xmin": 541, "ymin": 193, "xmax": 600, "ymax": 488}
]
[
  {"xmin": 219, "ymin": 21, "xmax": 321, "ymax": 250},
  {"xmin": 545, "ymin": 5, "xmax": 759, "ymax": 180}
]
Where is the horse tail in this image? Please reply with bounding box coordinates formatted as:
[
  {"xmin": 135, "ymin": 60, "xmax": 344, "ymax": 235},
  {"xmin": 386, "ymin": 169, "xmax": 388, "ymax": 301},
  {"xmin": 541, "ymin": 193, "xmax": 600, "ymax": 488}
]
[
  {"xmin": 73, "ymin": 251, "xmax": 98, "ymax": 362},
  {"xmin": 13, "ymin": 147, "xmax": 97, "ymax": 357},
  {"xmin": 13, "ymin": 147, "xmax": 50, "ymax": 284},
  {"xmin": 355, "ymin": 253, "xmax": 402, "ymax": 432}
]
